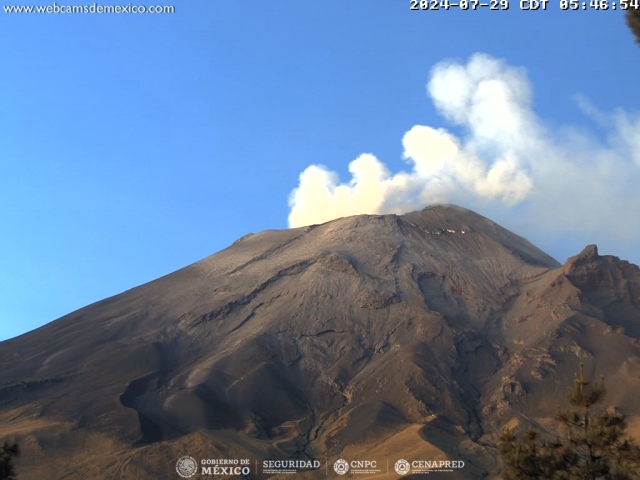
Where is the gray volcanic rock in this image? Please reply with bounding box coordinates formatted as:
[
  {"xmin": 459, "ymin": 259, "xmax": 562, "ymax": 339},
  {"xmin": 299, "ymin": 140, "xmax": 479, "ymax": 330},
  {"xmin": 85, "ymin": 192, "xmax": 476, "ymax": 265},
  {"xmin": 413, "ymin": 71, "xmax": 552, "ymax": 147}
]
[{"xmin": 1, "ymin": 205, "xmax": 639, "ymax": 479}]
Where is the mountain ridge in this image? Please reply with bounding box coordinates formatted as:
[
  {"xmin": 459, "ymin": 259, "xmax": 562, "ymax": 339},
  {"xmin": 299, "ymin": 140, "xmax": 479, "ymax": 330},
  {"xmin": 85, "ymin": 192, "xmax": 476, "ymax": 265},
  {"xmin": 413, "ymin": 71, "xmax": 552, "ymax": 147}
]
[{"xmin": 1, "ymin": 204, "xmax": 639, "ymax": 480}]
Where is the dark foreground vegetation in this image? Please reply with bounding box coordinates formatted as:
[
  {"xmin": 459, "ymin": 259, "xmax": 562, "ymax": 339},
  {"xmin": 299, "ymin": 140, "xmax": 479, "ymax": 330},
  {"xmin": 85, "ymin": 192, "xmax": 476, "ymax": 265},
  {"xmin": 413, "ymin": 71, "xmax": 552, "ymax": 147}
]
[
  {"xmin": 0, "ymin": 442, "xmax": 19, "ymax": 480},
  {"xmin": 500, "ymin": 365, "xmax": 640, "ymax": 480}
]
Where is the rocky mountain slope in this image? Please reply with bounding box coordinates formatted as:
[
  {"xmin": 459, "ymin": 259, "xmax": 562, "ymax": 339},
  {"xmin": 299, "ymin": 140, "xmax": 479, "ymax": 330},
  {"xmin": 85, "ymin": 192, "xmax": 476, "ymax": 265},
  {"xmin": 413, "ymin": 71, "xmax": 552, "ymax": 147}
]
[{"xmin": 1, "ymin": 204, "xmax": 639, "ymax": 479}]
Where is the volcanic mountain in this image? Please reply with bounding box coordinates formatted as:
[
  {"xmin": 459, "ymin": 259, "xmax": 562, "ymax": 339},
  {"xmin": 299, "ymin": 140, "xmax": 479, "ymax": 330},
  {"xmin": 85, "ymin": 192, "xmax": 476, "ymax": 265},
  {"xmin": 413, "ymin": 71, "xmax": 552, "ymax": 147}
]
[{"xmin": 1, "ymin": 205, "xmax": 640, "ymax": 479}]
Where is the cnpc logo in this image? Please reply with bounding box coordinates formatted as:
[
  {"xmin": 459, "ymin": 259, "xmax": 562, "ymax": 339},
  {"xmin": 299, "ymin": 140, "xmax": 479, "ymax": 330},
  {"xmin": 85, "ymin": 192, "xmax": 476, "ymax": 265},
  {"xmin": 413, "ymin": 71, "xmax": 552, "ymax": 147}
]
[{"xmin": 333, "ymin": 459, "xmax": 378, "ymax": 475}]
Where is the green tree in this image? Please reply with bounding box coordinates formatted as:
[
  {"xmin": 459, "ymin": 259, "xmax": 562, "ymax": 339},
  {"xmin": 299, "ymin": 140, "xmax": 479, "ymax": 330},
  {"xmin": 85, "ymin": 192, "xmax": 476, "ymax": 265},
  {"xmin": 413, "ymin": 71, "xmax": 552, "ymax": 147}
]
[
  {"xmin": 0, "ymin": 441, "xmax": 19, "ymax": 480},
  {"xmin": 499, "ymin": 365, "xmax": 640, "ymax": 480},
  {"xmin": 627, "ymin": 7, "xmax": 640, "ymax": 44}
]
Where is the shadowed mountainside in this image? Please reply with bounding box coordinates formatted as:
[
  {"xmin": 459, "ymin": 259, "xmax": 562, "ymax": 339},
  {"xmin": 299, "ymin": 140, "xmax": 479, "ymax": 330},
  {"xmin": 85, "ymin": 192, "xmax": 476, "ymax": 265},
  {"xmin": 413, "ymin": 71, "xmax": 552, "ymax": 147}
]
[{"xmin": 1, "ymin": 204, "xmax": 639, "ymax": 479}]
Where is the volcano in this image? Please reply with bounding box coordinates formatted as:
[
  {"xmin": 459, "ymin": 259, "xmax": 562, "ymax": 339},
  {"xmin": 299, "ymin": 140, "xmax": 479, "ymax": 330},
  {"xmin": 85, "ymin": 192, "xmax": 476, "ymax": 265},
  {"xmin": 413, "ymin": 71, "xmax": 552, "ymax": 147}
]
[{"xmin": 1, "ymin": 204, "xmax": 639, "ymax": 479}]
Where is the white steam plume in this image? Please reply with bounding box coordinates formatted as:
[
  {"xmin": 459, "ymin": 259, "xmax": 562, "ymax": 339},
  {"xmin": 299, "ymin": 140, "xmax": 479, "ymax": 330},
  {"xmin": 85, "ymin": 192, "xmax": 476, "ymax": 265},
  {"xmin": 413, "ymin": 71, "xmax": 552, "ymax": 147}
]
[{"xmin": 287, "ymin": 53, "xmax": 640, "ymax": 261}]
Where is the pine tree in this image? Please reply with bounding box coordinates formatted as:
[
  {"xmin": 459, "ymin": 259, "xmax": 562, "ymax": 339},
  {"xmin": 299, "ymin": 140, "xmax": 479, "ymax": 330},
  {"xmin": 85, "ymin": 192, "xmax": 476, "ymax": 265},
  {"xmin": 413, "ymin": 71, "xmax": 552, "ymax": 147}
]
[
  {"xmin": 0, "ymin": 441, "xmax": 19, "ymax": 480},
  {"xmin": 499, "ymin": 365, "xmax": 640, "ymax": 480},
  {"xmin": 627, "ymin": 7, "xmax": 640, "ymax": 44}
]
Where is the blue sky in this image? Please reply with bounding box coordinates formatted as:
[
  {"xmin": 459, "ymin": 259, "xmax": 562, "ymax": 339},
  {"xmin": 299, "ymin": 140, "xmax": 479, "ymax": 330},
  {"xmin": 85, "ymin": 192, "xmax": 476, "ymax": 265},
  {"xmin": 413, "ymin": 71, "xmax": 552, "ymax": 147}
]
[{"xmin": 1, "ymin": 1, "xmax": 639, "ymax": 341}]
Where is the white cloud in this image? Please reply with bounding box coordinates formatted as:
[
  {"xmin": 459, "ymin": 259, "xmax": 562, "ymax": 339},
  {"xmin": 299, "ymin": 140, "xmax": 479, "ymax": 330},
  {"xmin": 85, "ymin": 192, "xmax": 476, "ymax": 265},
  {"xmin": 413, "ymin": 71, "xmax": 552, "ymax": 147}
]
[
  {"xmin": 287, "ymin": 155, "xmax": 391, "ymax": 228},
  {"xmin": 287, "ymin": 53, "xmax": 640, "ymax": 262}
]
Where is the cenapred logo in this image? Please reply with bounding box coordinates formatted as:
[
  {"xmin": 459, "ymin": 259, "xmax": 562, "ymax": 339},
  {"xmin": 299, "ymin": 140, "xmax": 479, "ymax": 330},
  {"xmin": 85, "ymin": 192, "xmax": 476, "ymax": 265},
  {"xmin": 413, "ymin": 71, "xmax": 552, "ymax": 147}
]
[
  {"xmin": 333, "ymin": 459, "xmax": 349, "ymax": 475},
  {"xmin": 176, "ymin": 456, "xmax": 198, "ymax": 478},
  {"xmin": 394, "ymin": 459, "xmax": 411, "ymax": 475}
]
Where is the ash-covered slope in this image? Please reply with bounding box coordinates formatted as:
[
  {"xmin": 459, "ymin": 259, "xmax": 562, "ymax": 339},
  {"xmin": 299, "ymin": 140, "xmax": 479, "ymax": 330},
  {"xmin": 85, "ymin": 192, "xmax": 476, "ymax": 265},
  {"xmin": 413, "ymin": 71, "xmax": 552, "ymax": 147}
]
[{"xmin": 1, "ymin": 205, "xmax": 639, "ymax": 480}]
